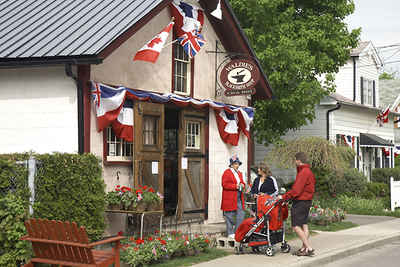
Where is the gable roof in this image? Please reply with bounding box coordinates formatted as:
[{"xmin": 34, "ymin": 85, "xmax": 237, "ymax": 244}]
[
  {"xmin": 0, "ymin": 0, "xmax": 272, "ymax": 99},
  {"xmin": 0, "ymin": 0, "xmax": 164, "ymax": 59},
  {"xmin": 350, "ymin": 41, "xmax": 383, "ymax": 67}
]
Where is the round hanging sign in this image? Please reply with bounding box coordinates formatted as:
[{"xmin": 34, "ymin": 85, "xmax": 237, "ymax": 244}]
[{"xmin": 219, "ymin": 58, "xmax": 260, "ymax": 96}]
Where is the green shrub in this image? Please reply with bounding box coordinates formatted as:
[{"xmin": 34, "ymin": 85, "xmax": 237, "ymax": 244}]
[
  {"xmin": 364, "ymin": 182, "xmax": 389, "ymax": 198},
  {"xmin": 0, "ymin": 158, "xmax": 30, "ymax": 201},
  {"xmin": 337, "ymin": 195, "xmax": 386, "ymax": 214},
  {"xmin": 0, "ymin": 193, "xmax": 31, "ymax": 267},
  {"xmin": 33, "ymin": 153, "xmax": 106, "ymax": 241},
  {"xmin": 371, "ymin": 168, "xmax": 400, "ymax": 184},
  {"xmin": 335, "ymin": 169, "xmax": 368, "ymax": 196}
]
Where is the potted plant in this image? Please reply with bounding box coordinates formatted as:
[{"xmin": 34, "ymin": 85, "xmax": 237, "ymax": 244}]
[
  {"xmin": 142, "ymin": 186, "xmax": 162, "ymax": 211},
  {"xmin": 121, "ymin": 190, "xmax": 138, "ymax": 210},
  {"xmin": 105, "ymin": 188, "xmax": 122, "ymax": 210}
]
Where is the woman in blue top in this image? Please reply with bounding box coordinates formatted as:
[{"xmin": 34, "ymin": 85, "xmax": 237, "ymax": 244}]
[{"xmin": 251, "ymin": 163, "xmax": 279, "ymax": 198}]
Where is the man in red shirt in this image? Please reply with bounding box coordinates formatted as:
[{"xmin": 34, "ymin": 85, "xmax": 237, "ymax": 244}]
[{"xmin": 279, "ymin": 152, "xmax": 316, "ymax": 256}]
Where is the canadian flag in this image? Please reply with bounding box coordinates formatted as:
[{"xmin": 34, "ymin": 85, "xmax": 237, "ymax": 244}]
[{"xmin": 133, "ymin": 21, "xmax": 174, "ymax": 63}]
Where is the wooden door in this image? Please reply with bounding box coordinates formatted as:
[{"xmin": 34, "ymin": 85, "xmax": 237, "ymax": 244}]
[
  {"xmin": 133, "ymin": 101, "xmax": 164, "ymax": 198},
  {"xmin": 176, "ymin": 108, "xmax": 207, "ymax": 219}
]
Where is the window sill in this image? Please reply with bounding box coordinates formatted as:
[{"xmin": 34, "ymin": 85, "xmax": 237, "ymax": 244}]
[
  {"xmin": 104, "ymin": 156, "xmax": 132, "ymax": 166},
  {"xmin": 173, "ymin": 90, "xmax": 190, "ymax": 96}
]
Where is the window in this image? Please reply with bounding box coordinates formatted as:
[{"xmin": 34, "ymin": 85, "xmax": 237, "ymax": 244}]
[
  {"xmin": 143, "ymin": 116, "xmax": 158, "ymax": 145},
  {"xmin": 186, "ymin": 121, "xmax": 201, "ymax": 149},
  {"xmin": 173, "ymin": 43, "xmax": 191, "ymax": 95},
  {"xmin": 361, "ymin": 77, "xmax": 374, "ymax": 105},
  {"xmin": 106, "ymin": 126, "xmax": 132, "ymax": 161}
]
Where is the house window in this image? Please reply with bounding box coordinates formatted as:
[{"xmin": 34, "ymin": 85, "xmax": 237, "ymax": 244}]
[
  {"xmin": 173, "ymin": 43, "xmax": 191, "ymax": 95},
  {"xmin": 143, "ymin": 116, "xmax": 158, "ymax": 145},
  {"xmin": 186, "ymin": 121, "xmax": 201, "ymax": 149},
  {"xmin": 361, "ymin": 77, "xmax": 374, "ymax": 105},
  {"xmin": 106, "ymin": 126, "xmax": 133, "ymax": 160}
]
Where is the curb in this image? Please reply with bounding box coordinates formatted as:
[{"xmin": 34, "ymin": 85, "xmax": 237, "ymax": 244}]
[{"xmin": 288, "ymin": 233, "xmax": 400, "ymax": 267}]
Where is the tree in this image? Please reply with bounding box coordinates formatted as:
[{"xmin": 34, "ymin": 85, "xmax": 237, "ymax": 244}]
[
  {"xmin": 230, "ymin": 0, "xmax": 360, "ymax": 145},
  {"xmin": 379, "ymin": 71, "xmax": 397, "ymax": 80}
]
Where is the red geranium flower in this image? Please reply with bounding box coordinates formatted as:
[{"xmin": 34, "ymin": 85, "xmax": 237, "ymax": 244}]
[
  {"xmin": 148, "ymin": 236, "xmax": 153, "ymax": 241},
  {"xmin": 117, "ymin": 231, "xmax": 123, "ymax": 236},
  {"xmin": 160, "ymin": 239, "xmax": 167, "ymax": 245},
  {"xmin": 135, "ymin": 239, "xmax": 144, "ymax": 245},
  {"xmin": 143, "ymin": 185, "xmax": 148, "ymax": 190},
  {"xmin": 205, "ymin": 239, "xmax": 210, "ymax": 243},
  {"xmin": 115, "ymin": 185, "xmax": 121, "ymax": 191},
  {"xmin": 129, "ymin": 236, "xmax": 135, "ymax": 242},
  {"xmin": 136, "ymin": 189, "xmax": 143, "ymax": 194},
  {"xmin": 148, "ymin": 187, "xmax": 155, "ymax": 193}
]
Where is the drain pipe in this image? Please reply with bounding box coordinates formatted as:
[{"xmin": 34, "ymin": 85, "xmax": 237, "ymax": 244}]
[
  {"xmin": 65, "ymin": 63, "xmax": 84, "ymax": 154},
  {"xmin": 326, "ymin": 102, "xmax": 341, "ymax": 141}
]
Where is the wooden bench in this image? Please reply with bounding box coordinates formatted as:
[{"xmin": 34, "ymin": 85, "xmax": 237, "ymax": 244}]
[{"xmin": 21, "ymin": 218, "xmax": 124, "ymax": 267}]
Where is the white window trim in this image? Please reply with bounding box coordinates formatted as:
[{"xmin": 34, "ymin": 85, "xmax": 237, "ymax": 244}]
[
  {"xmin": 106, "ymin": 126, "xmax": 133, "ymax": 162},
  {"xmin": 173, "ymin": 44, "xmax": 191, "ymax": 96},
  {"xmin": 186, "ymin": 121, "xmax": 201, "ymax": 150}
]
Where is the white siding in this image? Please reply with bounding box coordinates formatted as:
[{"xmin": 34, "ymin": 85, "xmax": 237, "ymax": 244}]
[
  {"xmin": 0, "ymin": 67, "xmax": 78, "ymax": 153},
  {"xmin": 334, "ymin": 61, "xmax": 354, "ymax": 100}
]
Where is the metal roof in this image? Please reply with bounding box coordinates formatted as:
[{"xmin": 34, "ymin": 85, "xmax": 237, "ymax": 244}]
[{"xmin": 0, "ymin": 0, "xmax": 164, "ymax": 58}]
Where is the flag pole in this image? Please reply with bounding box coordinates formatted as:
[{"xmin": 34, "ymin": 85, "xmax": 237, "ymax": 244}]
[{"xmin": 163, "ymin": 17, "xmax": 176, "ymax": 48}]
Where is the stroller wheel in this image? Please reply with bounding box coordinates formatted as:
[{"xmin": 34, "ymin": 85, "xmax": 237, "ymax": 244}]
[
  {"xmin": 281, "ymin": 242, "xmax": 291, "ymax": 253},
  {"xmin": 265, "ymin": 246, "xmax": 275, "ymax": 257}
]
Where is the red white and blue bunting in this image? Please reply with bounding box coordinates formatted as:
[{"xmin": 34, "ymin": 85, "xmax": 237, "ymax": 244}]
[
  {"xmin": 341, "ymin": 135, "xmax": 355, "ymax": 149},
  {"xmin": 91, "ymin": 82, "xmax": 253, "ymax": 145}
]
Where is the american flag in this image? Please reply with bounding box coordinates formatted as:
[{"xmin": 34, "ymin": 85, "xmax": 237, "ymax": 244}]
[{"xmin": 177, "ymin": 30, "xmax": 206, "ymax": 58}]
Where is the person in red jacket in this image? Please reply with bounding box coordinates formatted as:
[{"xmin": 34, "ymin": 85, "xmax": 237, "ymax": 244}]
[
  {"xmin": 279, "ymin": 152, "xmax": 316, "ymax": 256},
  {"xmin": 221, "ymin": 155, "xmax": 245, "ymax": 239}
]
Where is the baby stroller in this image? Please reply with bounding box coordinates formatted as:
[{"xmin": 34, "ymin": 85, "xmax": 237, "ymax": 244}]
[{"xmin": 234, "ymin": 194, "xmax": 291, "ymax": 256}]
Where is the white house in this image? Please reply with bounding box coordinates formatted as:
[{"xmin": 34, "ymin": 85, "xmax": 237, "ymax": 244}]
[
  {"xmin": 255, "ymin": 41, "xmax": 396, "ymax": 181},
  {"xmin": 0, "ymin": 0, "xmax": 273, "ymax": 228}
]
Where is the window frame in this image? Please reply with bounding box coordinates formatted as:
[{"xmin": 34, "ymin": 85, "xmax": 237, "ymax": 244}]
[
  {"xmin": 103, "ymin": 126, "xmax": 133, "ymax": 165},
  {"xmin": 361, "ymin": 77, "xmax": 374, "ymax": 106},
  {"xmin": 172, "ymin": 40, "xmax": 194, "ymax": 97},
  {"xmin": 185, "ymin": 120, "xmax": 201, "ymax": 150}
]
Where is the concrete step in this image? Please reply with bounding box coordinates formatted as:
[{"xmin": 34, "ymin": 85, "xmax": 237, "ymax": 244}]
[{"xmin": 217, "ymin": 237, "xmax": 236, "ymax": 249}]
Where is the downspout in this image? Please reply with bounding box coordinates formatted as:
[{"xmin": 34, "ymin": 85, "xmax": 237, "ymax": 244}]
[
  {"xmin": 65, "ymin": 63, "xmax": 84, "ymax": 155},
  {"xmin": 326, "ymin": 103, "xmax": 342, "ymax": 141},
  {"xmin": 352, "ymin": 56, "xmax": 357, "ymax": 101}
]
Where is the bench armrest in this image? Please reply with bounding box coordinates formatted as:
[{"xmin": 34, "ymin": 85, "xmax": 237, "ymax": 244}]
[{"xmin": 88, "ymin": 236, "xmax": 125, "ymax": 248}]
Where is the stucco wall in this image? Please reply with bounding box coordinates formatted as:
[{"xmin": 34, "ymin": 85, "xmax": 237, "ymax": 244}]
[
  {"xmin": 90, "ymin": 6, "xmax": 250, "ymax": 224},
  {"xmin": 0, "ymin": 66, "xmax": 78, "ymax": 153}
]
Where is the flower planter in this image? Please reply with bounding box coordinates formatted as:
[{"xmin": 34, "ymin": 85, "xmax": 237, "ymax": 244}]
[
  {"xmin": 136, "ymin": 202, "xmax": 147, "ymax": 212},
  {"xmin": 108, "ymin": 204, "xmax": 121, "ymax": 210}
]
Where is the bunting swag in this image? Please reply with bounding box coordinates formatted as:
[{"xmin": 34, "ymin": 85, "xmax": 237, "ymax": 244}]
[
  {"xmin": 91, "ymin": 82, "xmax": 253, "ymax": 144},
  {"xmin": 342, "ymin": 135, "xmax": 355, "ymax": 149},
  {"xmin": 215, "ymin": 110, "xmax": 240, "ymax": 146},
  {"xmin": 395, "ymin": 146, "xmax": 400, "ymax": 158}
]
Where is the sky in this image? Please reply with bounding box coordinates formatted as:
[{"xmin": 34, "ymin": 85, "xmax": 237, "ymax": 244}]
[{"xmin": 345, "ymin": 0, "xmax": 400, "ymax": 75}]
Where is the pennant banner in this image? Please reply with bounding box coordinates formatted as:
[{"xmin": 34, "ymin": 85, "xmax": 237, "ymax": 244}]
[
  {"xmin": 394, "ymin": 146, "xmax": 400, "ymax": 158},
  {"xmin": 91, "ymin": 82, "xmax": 253, "ymax": 144},
  {"xmin": 215, "ymin": 110, "xmax": 239, "ymax": 146},
  {"xmin": 377, "ymin": 105, "xmax": 390, "ymax": 126}
]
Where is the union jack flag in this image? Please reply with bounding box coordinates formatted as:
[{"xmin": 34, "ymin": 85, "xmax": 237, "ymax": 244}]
[
  {"xmin": 177, "ymin": 30, "xmax": 206, "ymax": 58},
  {"xmin": 91, "ymin": 82, "xmax": 101, "ymax": 108}
]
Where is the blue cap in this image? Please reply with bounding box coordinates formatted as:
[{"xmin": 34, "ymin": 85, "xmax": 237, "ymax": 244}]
[{"xmin": 229, "ymin": 154, "xmax": 242, "ymax": 166}]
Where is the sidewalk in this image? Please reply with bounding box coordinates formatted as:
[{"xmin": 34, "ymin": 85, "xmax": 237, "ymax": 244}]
[{"xmin": 192, "ymin": 215, "xmax": 400, "ymax": 267}]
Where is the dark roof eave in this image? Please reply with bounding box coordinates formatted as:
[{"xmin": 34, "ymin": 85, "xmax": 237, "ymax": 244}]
[{"xmin": 0, "ymin": 56, "xmax": 102, "ymax": 68}]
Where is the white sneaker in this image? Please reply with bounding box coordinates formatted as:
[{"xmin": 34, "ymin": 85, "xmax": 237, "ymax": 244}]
[{"xmin": 228, "ymin": 234, "xmax": 235, "ymax": 239}]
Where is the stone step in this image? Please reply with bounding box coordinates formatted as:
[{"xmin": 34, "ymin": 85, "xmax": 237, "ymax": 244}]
[{"xmin": 217, "ymin": 237, "xmax": 236, "ymax": 249}]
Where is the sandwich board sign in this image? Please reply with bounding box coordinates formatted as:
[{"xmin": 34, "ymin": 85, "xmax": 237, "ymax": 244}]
[{"xmin": 390, "ymin": 177, "xmax": 400, "ymax": 211}]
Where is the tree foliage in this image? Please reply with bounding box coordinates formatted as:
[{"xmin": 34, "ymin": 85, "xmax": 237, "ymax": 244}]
[
  {"xmin": 265, "ymin": 137, "xmax": 355, "ymax": 174},
  {"xmin": 379, "ymin": 71, "xmax": 397, "ymax": 80},
  {"xmin": 230, "ymin": 0, "xmax": 360, "ymax": 144}
]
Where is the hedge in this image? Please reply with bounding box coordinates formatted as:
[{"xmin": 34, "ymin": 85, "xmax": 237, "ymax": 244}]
[
  {"xmin": 33, "ymin": 153, "xmax": 106, "ymax": 240},
  {"xmin": 371, "ymin": 168, "xmax": 400, "ymax": 185}
]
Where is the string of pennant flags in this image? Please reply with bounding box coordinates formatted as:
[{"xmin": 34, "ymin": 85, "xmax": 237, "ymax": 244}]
[{"xmin": 133, "ymin": 0, "xmax": 221, "ymax": 63}]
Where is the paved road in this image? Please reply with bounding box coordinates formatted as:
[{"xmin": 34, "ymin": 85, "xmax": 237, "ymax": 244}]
[{"xmin": 323, "ymin": 240, "xmax": 400, "ymax": 267}]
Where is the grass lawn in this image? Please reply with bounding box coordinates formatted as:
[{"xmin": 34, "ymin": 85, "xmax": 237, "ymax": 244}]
[
  {"xmin": 309, "ymin": 221, "xmax": 358, "ymax": 232},
  {"xmin": 150, "ymin": 248, "xmax": 232, "ymax": 267}
]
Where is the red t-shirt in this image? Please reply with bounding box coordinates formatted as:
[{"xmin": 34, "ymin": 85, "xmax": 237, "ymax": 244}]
[{"xmin": 283, "ymin": 164, "xmax": 315, "ymax": 201}]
